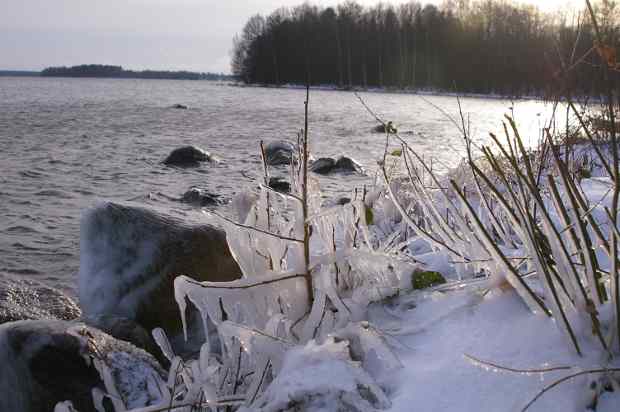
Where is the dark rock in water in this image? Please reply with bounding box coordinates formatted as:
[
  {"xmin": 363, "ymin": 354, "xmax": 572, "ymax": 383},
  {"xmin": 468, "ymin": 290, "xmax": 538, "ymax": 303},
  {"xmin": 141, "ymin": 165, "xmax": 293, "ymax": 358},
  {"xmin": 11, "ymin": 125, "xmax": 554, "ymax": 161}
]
[
  {"xmin": 264, "ymin": 141, "xmax": 296, "ymax": 166},
  {"xmin": 180, "ymin": 187, "xmax": 221, "ymax": 206},
  {"xmin": 78, "ymin": 202, "xmax": 242, "ymax": 340},
  {"xmin": 335, "ymin": 156, "xmax": 362, "ymax": 173},
  {"xmin": 163, "ymin": 145, "xmax": 211, "ymax": 167},
  {"xmin": 372, "ymin": 121, "xmax": 397, "ymax": 134},
  {"xmin": 268, "ymin": 177, "xmax": 290, "ymax": 193},
  {"xmin": 0, "ymin": 273, "xmax": 81, "ymax": 325},
  {"xmin": 309, "ymin": 157, "xmax": 336, "ymax": 174},
  {"xmin": 0, "ymin": 320, "xmax": 163, "ymax": 412},
  {"xmin": 310, "ymin": 156, "xmax": 362, "ymax": 175},
  {"xmin": 336, "ymin": 197, "xmax": 351, "ymax": 206},
  {"xmin": 171, "ymin": 104, "xmax": 188, "ymax": 109}
]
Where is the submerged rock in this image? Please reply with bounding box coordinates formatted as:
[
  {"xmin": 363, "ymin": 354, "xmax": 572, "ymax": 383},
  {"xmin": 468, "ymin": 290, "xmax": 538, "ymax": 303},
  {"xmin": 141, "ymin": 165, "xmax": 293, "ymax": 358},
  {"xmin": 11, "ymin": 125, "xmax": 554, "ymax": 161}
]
[
  {"xmin": 180, "ymin": 187, "xmax": 221, "ymax": 206},
  {"xmin": 163, "ymin": 145, "xmax": 211, "ymax": 167},
  {"xmin": 0, "ymin": 319, "xmax": 163, "ymax": 412},
  {"xmin": 310, "ymin": 156, "xmax": 362, "ymax": 175},
  {"xmin": 0, "ymin": 273, "xmax": 81, "ymax": 325},
  {"xmin": 264, "ymin": 141, "xmax": 296, "ymax": 166},
  {"xmin": 78, "ymin": 202, "xmax": 242, "ymax": 337}
]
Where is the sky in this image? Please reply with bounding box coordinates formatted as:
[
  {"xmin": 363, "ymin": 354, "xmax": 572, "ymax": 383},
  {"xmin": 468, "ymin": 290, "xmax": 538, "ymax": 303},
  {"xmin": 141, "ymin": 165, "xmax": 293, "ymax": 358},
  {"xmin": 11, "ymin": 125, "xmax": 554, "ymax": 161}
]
[{"xmin": 0, "ymin": 0, "xmax": 581, "ymax": 74}]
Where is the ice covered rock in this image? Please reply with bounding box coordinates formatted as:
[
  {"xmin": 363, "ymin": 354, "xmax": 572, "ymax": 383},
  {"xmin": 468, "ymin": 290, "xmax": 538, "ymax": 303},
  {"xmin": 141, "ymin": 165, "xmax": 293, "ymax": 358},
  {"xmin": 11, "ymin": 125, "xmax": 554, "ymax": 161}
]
[
  {"xmin": 0, "ymin": 272, "xmax": 80, "ymax": 324},
  {"xmin": 163, "ymin": 145, "xmax": 212, "ymax": 166},
  {"xmin": 0, "ymin": 320, "xmax": 163, "ymax": 412},
  {"xmin": 249, "ymin": 337, "xmax": 390, "ymax": 412},
  {"xmin": 78, "ymin": 202, "xmax": 242, "ymax": 337}
]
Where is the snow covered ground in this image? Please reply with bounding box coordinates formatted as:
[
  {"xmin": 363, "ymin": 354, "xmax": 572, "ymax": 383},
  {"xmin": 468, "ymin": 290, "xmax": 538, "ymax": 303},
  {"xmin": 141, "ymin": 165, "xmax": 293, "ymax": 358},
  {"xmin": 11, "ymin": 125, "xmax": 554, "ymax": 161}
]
[{"xmin": 372, "ymin": 285, "xmax": 593, "ymax": 412}]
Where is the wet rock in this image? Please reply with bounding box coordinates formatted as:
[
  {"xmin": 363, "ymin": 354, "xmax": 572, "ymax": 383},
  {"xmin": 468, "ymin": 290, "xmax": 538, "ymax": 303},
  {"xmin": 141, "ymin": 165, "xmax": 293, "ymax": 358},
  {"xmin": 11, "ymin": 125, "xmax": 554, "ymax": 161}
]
[
  {"xmin": 78, "ymin": 202, "xmax": 242, "ymax": 338},
  {"xmin": 336, "ymin": 197, "xmax": 351, "ymax": 206},
  {"xmin": 0, "ymin": 273, "xmax": 81, "ymax": 325},
  {"xmin": 268, "ymin": 177, "xmax": 290, "ymax": 193},
  {"xmin": 180, "ymin": 187, "xmax": 221, "ymax": 206},
  {"xmin": 310, "ymin": 156, "xmax": 362, "ymax": 175},
  {"xmin": 264, "ymin": 141, "xmax": 296, "ymax": 166},
  {"xmin": 372, "ymin": 121, "xmax": 397, "ymax": 134},
  {"xmin": 163, "ymin": 146, "xmax": 211, "ymax": 167},
  {"xmin": 335, "ymin": 156, "xmax": 362, "ymax": 173},
  {"xmin": 0, "ymin": 320, "xmax": 163, "ymax": 412},
  {"xmin": 171, "ymin": 104, "xmax": 188, "ymax": 109},
  {"xmin": 309, "ymin": 157, "xmax": 336, "ymax": 174}
]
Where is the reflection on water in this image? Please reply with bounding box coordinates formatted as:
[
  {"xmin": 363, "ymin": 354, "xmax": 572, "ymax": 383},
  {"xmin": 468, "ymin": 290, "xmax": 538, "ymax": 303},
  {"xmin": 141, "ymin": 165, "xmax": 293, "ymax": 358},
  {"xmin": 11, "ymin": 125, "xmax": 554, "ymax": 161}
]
[{"xmin": 0, "ymin": 77, "xmax": 565, "ymax": 293}]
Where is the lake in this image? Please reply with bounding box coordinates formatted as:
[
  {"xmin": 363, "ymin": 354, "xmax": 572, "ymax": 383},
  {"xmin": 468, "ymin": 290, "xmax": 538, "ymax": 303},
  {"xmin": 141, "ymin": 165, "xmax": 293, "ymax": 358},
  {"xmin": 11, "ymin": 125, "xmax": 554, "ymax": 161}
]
[{"xmin": 0, "ymin": 77, "xmax": 562, "ymax": 294}]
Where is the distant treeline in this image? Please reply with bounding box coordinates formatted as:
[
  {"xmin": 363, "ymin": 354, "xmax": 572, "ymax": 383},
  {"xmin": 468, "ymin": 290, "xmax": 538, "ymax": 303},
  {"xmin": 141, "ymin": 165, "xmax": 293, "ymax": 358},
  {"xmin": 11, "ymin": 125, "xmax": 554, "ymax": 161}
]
[
  {"xmin": 232, "ymin": 0, "xmax": 620, "ymax": 96},
  {"xmin": 41, "ymin": 65, "xmax": 232, "ymax": 81}
]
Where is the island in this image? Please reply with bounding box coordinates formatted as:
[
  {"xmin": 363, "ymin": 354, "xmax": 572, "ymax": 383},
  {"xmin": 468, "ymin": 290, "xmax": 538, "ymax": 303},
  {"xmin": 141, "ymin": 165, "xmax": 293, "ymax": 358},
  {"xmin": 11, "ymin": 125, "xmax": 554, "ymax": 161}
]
[{"xmin": 39, "ymin": 64, "xmax": 233, "ymax": 81}]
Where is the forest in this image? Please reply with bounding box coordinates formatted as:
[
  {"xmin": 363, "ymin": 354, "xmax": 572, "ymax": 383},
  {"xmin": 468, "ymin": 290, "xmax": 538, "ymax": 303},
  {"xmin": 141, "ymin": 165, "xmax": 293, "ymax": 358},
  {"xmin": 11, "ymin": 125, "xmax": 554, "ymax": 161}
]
[
  {"xmin": 40, "ymin": 64, "xmax": 231, "ymax": 81},
  {"xmin": 231, "ymin": 0, "xmax": 620, "ymax": 97}
]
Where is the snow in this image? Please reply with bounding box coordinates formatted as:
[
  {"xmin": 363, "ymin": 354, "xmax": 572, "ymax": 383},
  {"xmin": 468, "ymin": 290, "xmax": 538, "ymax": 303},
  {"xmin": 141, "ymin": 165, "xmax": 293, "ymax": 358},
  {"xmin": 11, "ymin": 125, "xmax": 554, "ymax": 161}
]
[{"xmin": 372, "ymin": 286, "xmax": 596, "ymax": 412}]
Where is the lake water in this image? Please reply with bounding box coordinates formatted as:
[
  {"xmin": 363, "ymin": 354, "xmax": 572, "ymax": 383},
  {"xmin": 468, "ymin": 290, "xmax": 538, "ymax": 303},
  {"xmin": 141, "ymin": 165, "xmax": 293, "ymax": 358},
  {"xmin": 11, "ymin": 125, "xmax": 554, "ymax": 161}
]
[{"xmin": 0, "ymin": 77, "xmax": 562, "ymax": 295}]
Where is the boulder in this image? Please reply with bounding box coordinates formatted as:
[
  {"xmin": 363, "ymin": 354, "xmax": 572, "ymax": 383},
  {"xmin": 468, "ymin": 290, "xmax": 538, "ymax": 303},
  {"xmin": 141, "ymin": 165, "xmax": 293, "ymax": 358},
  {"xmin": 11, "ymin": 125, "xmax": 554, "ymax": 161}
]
[
  {"xmin": 163, "ymin": 146, "xmax": 211, "ymax": 167},
  {"xmin": 0, "ymin": 320, "xmax": 163, "ymax": 412},
  {"xmin": 268, "ymin": 176, "xmax": 290, "ymax": 193},
  {"xmin": 310, "ymin": 156, "xmax": 362, "ymax": 175},
  {"xmin": 78, "ymin": 202, "xmax": 242, "ymax": 338},
  {"xmin": 0, "ymin": 273, "xmax": 81, "ymax": 325},
  {"xmin": 372, "ymin": 121, "xmax": 397, "ymax": 134},
  {"xmin": 309, "ymin": 157, "xmax": 336, "ymax": 174},
  {"xmin": 180, "ymin": 187, "xmax": 221, "ymax": 206},
  {"xmin": 264, "ymin": 141, "xmax": 296, "ymax": 166},
  {"xmin": 335, "ymin": 156, "xmax": 363, "ymax": 173}
]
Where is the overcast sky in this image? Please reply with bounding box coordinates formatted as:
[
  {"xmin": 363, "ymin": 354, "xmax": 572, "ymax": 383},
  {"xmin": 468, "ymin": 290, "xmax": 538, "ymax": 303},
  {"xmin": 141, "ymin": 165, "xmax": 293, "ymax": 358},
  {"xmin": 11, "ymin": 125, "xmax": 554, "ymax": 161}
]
[{"xmin": 0, "ymin": 0, "xmax": 580, "ymax": 74}]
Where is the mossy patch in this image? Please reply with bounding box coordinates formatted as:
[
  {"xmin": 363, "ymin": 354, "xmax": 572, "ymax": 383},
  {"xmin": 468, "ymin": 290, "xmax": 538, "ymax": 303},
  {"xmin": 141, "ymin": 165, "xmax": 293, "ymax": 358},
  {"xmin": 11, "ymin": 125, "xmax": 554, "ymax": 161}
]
[{"xmin": 412, "ymin": 270, "xmax": 446, "ymax": 290}]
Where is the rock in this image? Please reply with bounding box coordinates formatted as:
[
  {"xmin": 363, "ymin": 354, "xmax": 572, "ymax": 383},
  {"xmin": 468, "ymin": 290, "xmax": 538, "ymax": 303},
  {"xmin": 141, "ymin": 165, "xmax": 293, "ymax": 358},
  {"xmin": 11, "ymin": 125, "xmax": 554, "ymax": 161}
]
[
  {"xmin": 83, "ymin": 315, "xmax": 165, "ymax": 365},
  {"xmin": 163, "ymin": 146, "xmax": 211, "ymax": 167},
  {"xmin": 268, "ymin": 177, "xmax": 290, "ymax": 193},
  {"xmin": 263, "ymin": 141, "xmax": 296, "ymax": 166},
  {"xmin": 309, "ymin": 157, "xmax": 336, "ymax": 174},
  {"xmin": 78, "ymin": 202, "xmax": 242, "ymax": 338},
  {"xmin": 336, "ymin": 197, "xmax": 351, "ymax": 206},
  {"xmin": 171, "ymin": 104, "xmax": 188, "ymax": 109},
  {"xmin": 0, "ymin": 273, "xmax": 81, "ymax": 325},
  {"xmin": 310, "ymin": 156, "xmax": 362, "ymax": 175},
  {"xmin": 335, "ymin": 156, "xmax": 362, "ymax": 173},
  {"xmin": 0, "ymin": 319, "xmax": 163, "ymax": 412},
  {"xmin": 180, "ymin": 187, "xmax": 221, "ymax": 206},
  {"xmin": 372, "ymin": 121, "xmax": 397, "ymax": 134}
]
